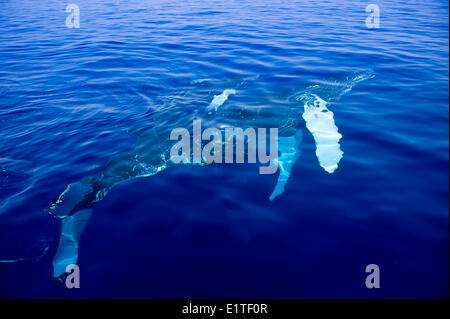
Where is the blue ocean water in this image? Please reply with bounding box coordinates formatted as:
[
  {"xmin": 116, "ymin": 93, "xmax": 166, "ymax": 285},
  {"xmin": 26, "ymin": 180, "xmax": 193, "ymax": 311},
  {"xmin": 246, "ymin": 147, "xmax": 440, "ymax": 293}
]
[{"xmin": 0, "ymin": 0, "xmax": 448, "ymax": 298}]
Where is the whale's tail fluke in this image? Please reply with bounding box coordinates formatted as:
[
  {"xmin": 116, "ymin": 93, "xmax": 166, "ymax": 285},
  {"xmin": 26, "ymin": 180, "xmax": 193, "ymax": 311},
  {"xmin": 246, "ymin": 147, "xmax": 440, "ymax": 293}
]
[
  {"xmin": 48, "ymin": 181, "xmax": 95, "ymax": 218},
  {"xmin": 48, "ymin": 182, "xmax": 98, "ymax": 278},
  {"xmin": 52, "ymin": 208, "xmax": 92, "ymax": 278}
]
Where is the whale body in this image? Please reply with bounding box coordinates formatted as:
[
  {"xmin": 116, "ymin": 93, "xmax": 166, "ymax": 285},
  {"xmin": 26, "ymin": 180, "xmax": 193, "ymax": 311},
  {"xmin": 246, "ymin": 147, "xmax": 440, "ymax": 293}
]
[{"xmin": 48, "ymin": 70, "xmax": 375, "ymax": 278}]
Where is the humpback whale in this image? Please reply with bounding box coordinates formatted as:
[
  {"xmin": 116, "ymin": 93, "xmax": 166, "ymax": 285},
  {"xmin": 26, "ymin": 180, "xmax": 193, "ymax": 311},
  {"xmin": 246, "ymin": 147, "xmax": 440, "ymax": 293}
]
[{"xmin": 48, "ymin": 70, "xmax": 375, "ymax": 278}]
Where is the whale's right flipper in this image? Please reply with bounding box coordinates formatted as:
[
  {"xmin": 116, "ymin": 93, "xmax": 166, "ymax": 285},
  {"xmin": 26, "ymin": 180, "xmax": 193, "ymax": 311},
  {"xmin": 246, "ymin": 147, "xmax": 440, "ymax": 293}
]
[
  {"xmin": 294, "ymin": 69, "xmax": 375, "ymax": 174},
  {"xmin": 301, "ymin": 94, "xmax": 343, "ymax": 173},
  {"xmin": 269, "ymin": 130, "xmax": 302, "ymax": 201}
]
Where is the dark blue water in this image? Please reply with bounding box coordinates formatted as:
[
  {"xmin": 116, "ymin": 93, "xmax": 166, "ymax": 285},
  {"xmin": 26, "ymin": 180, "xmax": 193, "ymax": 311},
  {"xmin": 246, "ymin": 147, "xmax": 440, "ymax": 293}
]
[{"xmin": 0, "ymin": 0, "xmax": 448, "ymax": 298}]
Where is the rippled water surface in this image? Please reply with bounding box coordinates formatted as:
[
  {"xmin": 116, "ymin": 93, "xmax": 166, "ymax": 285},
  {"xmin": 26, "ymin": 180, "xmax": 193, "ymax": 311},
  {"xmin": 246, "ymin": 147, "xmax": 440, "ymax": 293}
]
[{"xmin": 0, "ymin": 0, "xmax": 448, "ymax": 298}]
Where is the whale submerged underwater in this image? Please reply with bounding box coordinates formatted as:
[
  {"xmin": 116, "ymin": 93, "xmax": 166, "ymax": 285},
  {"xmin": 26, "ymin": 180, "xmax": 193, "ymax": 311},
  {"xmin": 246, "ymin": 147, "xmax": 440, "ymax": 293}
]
[{"xmin": 47, "ymin": 70, "xmax": 375, "ymax": 278}]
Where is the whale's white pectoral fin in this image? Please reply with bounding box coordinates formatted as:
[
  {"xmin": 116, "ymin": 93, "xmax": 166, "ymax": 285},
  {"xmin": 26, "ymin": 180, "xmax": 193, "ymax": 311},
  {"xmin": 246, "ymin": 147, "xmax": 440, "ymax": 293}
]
[
  {"xmin": 207, "ymin": 89, "xmax": 236, "ymax": 113},
  {"xmin": 269, "ymin": 130, "xmax": 302, "ymax": 201},
  {"xmin": 52, "ymin": 208, "xmax": 92, "ymax": 278},
  {"xmin": 302, "ymin": 94, "xmax": 343, "ymax": 173}
]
